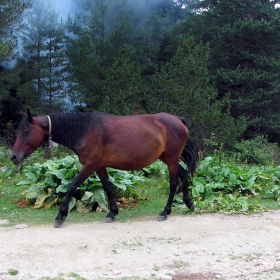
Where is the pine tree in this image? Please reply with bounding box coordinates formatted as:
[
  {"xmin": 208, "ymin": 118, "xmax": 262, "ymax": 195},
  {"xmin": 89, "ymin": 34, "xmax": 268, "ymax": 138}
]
[
  {"xmin": 0, "ymin": 0, "xmax": 31, "ymax": 61},
  {"xmin": 181, "ymin": 0, "xmax": 280, "ymax": 141},
  {"xmin": 43, "ymin": 7, "xmax": 66, "ymax": 111},
  {"xmin": 65, "ymin": 0, "xmax": 144, "ymax": 112},
  {"xmin": 0, "ymin": 58, "xmax": 38, "ymax": 145},
  {"xmin": 148, "ymin": 36, "xmax": 246, "ymax": 149},
  {"xmin": 21, "ymin": 0, "xmax": 66, "ymax": 112}
]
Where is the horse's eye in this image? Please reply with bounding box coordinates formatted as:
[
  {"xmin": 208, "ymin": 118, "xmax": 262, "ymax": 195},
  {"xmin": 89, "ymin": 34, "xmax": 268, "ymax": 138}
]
[{"xmin": 23, "ymin": 130, "xmax": 29, "ymax": 136}]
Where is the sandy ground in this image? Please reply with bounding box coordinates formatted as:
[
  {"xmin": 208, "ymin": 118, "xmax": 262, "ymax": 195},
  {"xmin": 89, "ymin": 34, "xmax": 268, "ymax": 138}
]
[{"xmin": 0, "ymin": 211, "xmax": 280, "ymax": 280}]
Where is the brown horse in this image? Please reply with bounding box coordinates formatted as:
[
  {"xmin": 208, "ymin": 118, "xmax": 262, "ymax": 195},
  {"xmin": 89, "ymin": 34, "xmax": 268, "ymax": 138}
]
[{"xmin": 10, "ymin": 109, "xmax": 198, "ymax": 228}]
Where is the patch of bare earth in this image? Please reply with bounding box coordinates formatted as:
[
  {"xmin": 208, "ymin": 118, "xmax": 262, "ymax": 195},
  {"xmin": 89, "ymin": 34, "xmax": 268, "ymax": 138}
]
[{"xmin": 0, "ymin": 210, "xmax": 280, "ymax": 280}]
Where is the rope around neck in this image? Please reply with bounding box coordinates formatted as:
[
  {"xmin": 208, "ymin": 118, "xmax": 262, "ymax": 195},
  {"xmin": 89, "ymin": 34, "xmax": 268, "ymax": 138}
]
[
  {"xmin": 44, "ymin": 115, "xmax": 53, "ymax": 159},
  {"xmin": 47, "ymin": 115, "xmax": 51, "ymax": 135}
]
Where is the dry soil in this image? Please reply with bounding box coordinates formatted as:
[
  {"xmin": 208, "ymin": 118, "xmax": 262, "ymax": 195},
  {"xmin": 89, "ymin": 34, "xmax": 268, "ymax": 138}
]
[{"xmin": 0, "ymin": 211, "xmax": 280, "ymax": 280}]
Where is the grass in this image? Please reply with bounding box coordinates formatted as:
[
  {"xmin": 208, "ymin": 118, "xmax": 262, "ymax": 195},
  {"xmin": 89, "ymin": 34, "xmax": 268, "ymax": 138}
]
[
  {"xmin": 39, "ymin": 272, "xmax": 88, "ymax": 280},
  {"xmin": 1, "ymin": 168, "xmax": 279, "ymax": 227},
  {"xmin": 103, "ymin": 278, "xmax": 147, "ymax": 280},
  {"xmin": 1, "ymin": 147, "xmax": 280, "ymax": 227},
  {"xmin": 0, "ymin": 163, "xmax": 173, "ymax": 226}
]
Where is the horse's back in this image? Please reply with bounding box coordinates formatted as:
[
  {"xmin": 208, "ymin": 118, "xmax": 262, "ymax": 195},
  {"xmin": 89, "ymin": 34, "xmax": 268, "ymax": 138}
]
[{"xmin": 100, "ymin": 112, "xmax": 188, "ymax": 140}]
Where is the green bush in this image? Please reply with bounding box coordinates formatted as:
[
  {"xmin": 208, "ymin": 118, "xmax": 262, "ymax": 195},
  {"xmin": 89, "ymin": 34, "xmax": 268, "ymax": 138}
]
[
  {"xmin": 0, "ymin": 146, "xmax": 17, "ymax": 178},
  {"xmin": 16, "ymin": 155, "xmax": 145, "ymax": 213},
  {"xmin": 187, "ymin": 156, "xmax": 280, "ymax": 213},
  {"xmin": 135, "ymin": 160, "xmax": 168, "ymax": 177},
  {"xmin": 233, "ymin": 135, "xmax": 280, "ymax": 165}
]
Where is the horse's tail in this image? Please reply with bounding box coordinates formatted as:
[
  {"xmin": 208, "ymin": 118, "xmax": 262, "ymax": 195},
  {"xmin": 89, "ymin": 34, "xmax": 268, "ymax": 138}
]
[
  {"xmin": 181, "ymin": 137, "xmax": 199, "ymax": 176},
  {"xmin": 180, "ymin": 117, "xmax": 199, "ymax": 176}
]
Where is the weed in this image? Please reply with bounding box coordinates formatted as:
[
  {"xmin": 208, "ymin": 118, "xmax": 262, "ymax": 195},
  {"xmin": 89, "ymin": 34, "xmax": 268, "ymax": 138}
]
[
  {"xmin": 172, "ymin": 260, "xmax": 184, "ymax": 269},
  {"xmin": 152, "ymin": 265, "xmax": 160, "ymax": 271},
  {"xmin": 68, "ymin": 272, "xmax": 87, "ymax": 280},
  {"xmin": 103, "ymin": 277, "xmax": 148, "ymax": 280},
  {"xmin": 39, "ymin": 272, "xmax": 87, "ymax": 280},
  {"xmin": 8, "ymin": 269, "xmax": 18, "ymax": 276},
  {"xmin": 39, "ymin": 277, "xmax": 64, "ymax": 280}
]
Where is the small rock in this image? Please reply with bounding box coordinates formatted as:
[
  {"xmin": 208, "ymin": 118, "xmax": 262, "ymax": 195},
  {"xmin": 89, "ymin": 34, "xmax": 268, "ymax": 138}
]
[
  {"xmin": 14, "ymin": 224, "xmax": 29, "ymax": 229},
  {"xmin": 78, "ymin": 244, "xmax": 89, "ymax": 250},
  {"xmin": 155, "ymin": 274, "xmax": 172, "ymax": 280}
]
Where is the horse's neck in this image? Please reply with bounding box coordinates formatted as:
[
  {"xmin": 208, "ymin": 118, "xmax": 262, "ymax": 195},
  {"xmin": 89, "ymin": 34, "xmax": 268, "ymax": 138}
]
[{"xmin": 50, "ymin": 115, "xmax": 79, "ymax": 151}]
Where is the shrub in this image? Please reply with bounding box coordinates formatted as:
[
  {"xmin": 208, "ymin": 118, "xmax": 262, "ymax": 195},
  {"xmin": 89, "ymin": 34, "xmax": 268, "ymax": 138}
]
[
  {"xmin": 233, "ymin": 135, "xmax": 280, "ymax": 165},
  {"xmin": 186, "ymin": 156, "xmax": 280, "ymax": 213},
  {"xmin": 16, "ymin": 155, "xmax": 145, "ymax": 213}
]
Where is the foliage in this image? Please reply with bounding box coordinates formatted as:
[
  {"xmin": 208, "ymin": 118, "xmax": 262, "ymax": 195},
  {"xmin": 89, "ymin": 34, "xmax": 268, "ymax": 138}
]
[
  {"xmin": 65, "ymin": 0, "xmax": 145, "ymax": 113},
  {"xmin": 233, "ymin": 135, "xmax": 280, "ymax": 165},
  {"xmin": 183, "ymin": 0, "xmax": 280, "ymax": 143},
  {"xmin": 188, "ymin": 156, "xmax": 280, "ymax": 213},
  {"xmin": 0, "ymin": 0, "xmax": 31, "ymax": 60},
  {"xmin": 148, "ymin": 35, "xmax": 246, "ymax": 150},
  {"xmin": 16, "ymin": 152, "xmax": 280, "ymax": 215},
  {"xmin": 2, "ymin": 0, "xmax": 280, "ymax": 157},
  {"xmin": 21, "ymin": 0, "xmax": 67, "ymax": 113},
  {"xmin": 0, "ymin": 146, "xmax": 18, "ymax": 178},
  {"xmin": 0, "ymin": 60, "xmax": 39, "ymax": 146},
  {"xmin": 1, "ymin": 147, "xmax": 280, "ymax": 223},
  {"xmin": 135, "ymin": 159, "xmax": 167, "ymax": 177},
  {"xmin": 16, "ymin": 155, "xmax": 145, "ymax": 213}
]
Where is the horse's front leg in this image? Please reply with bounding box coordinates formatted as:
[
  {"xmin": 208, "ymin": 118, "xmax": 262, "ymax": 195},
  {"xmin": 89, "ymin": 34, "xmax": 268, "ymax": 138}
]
[
  {"xmin": 96, "ymin": 168, "xmax": 118, "ymax": 223},
  {"xmin": 54, "ymin": 165, "xmax": 93, "ymax": 228}
]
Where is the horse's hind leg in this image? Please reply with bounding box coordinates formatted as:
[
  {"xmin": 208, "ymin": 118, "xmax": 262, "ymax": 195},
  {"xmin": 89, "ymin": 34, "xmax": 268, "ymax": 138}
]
[
  {"xmin": 178, "ymin": 164, "xmax": 195, "ymax": 211},
  {"xmin": 96, "ymin": 168, "xmax": 118, "ymax": 223},
  {"xmin": 157, "ymin": 162, "xmax": 179, "ymax": 221}
]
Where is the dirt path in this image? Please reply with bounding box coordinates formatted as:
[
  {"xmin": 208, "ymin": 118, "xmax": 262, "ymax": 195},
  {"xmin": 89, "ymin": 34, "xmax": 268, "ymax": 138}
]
[{"xmin": 0, "ymin": 211, "xmax": 280, "ymax": 280}]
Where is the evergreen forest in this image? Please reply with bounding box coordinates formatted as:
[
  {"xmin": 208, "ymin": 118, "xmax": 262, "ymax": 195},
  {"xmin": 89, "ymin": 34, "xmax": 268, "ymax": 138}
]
[{"xmin": 1, "ymin": 0, "xmax": 280, "ymax": 161}]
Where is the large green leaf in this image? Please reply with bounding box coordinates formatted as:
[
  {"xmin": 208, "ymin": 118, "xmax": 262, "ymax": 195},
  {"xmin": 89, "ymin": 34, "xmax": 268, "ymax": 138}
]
[
  {"xmin": 16, "ymin": 180, "xmax": 31, "ymax": 186},
  {"xmin": 51, "ymin": 169, "xmax": 68, "ymax": 181},
  {"xmin": 191, "ymin": 187, "xmax": 200, "ymax": 198},
  {"xmin": 81, "ymin": 191, "xmax": 95, "ymax": 204},
  {"xmin": 25, "ymin": 185, "xmax": 40, "ymax": 199},
  {"xmin": 43, "ymin": 176, "xmax": 57, "ymax": 187},
  {"xmin": 92, "ymin": 187, "xmax": 108, "ymax": 208},
  {"xmin": 24, "ymin": 170, "xmax": 38, "ymax": 181},
  {"xmin": 63, "ymin": 155, "xmax": 75, "ymax": 164},
  {"xmin": 56, "ymin": 184, "xmax": 68, "ymax": 193},
  {"xmin": 228, "ymin": 174, "xmax": 237, "ymax": 186},
  {"xmin": 69, "ymin": 197, "xmax": 76, "ymax": 212}
]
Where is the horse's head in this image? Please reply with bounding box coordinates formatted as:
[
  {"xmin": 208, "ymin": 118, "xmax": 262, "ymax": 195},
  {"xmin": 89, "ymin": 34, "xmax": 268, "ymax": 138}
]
[{"xmin": 10, "ymin": 109, "xmax": 49, "ymax": 166}]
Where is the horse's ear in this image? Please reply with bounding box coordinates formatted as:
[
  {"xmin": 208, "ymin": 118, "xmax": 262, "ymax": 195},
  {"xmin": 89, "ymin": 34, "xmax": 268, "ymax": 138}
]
[{"xmin": 27, "ymin": 108, "xmax": 33, "ymax": 123}]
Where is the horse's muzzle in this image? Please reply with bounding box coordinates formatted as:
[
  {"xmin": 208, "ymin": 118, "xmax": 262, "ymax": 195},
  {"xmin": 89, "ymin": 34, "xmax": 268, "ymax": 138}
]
[{"xmin": 10, "ymin": 154, "xmax": 23, "ymax": 166}]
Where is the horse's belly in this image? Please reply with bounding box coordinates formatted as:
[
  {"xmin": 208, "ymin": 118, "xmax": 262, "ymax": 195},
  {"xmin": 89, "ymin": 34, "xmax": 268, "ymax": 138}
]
[{"xmin": 103, "ymin": 145, "xmax": 162, "ymax": 171}]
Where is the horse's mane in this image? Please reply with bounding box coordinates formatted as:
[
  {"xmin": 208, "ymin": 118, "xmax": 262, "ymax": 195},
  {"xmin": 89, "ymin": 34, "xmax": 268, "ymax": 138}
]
[{"xmin": 49, "ymin": 111, "xmax": 101, "ymax": 149}]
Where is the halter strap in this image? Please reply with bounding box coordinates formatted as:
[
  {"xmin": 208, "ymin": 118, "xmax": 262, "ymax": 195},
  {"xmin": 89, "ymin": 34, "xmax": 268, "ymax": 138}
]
[
  {"xmin": 46, "ymin": 115, "xmax": 52, "ymax": 135},
  {"xmin": 44, "ymin": 115, "xmax": 53, "ymax": 159}
]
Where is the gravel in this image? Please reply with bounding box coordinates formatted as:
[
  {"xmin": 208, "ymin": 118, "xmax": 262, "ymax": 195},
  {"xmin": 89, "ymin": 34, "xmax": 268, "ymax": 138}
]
[{"xmin": 0, "ymin": 210, "xmax": 280, "ymax": 280}]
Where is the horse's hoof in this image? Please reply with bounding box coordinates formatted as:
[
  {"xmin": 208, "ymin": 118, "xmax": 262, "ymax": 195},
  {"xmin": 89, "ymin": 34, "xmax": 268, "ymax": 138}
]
[
  {"xmin": 189, "ymin": 202, "xmax": 195, "ymax": 211},
  {"xmin": 157, "ymin": 215, "xmax": 167, "ymax": 221},
  {"xmin": 104, "ymin": 217, "xmax": 114, "ymax": 223},
  {"xmin": 53, "ymin": 219, "xmax": 64, "ymax": 228}
]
